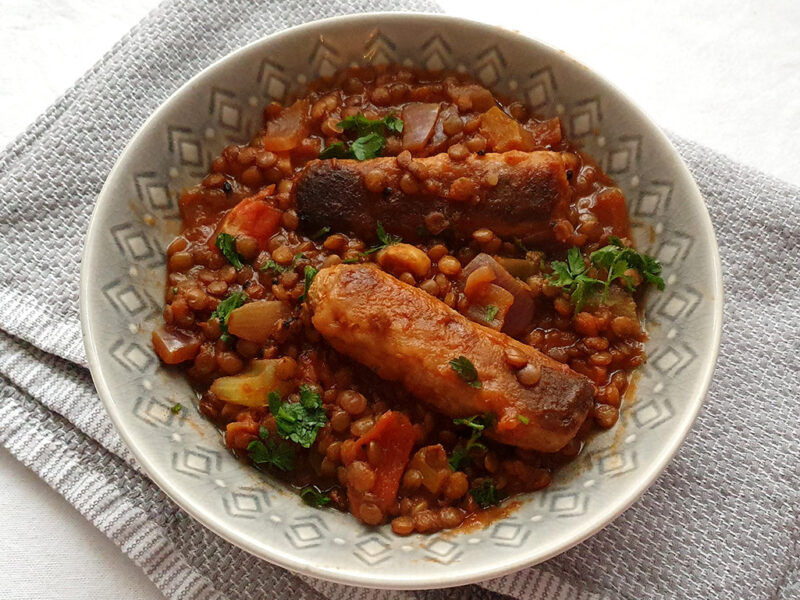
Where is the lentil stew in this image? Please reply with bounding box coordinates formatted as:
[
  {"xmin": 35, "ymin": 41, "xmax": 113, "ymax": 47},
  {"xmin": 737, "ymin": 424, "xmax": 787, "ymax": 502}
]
[{"xmin": 152, "ymin": 65, "xmax": 664, "ymax": 536}]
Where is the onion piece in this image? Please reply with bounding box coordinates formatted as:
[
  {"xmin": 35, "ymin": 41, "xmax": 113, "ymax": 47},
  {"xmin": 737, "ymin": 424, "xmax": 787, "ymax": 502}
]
[
  {"xmin": 262, "ymin": 99, "xmax": 311, "ymax": 152},
  {"xmin": 227, "ymin": 301, "xmax": 291, "ymax": 343},
  {"xmin": 462, "ymin": 253, "xmax": 534, "ymax": 336},
  {"xmin": 408, "ymin": 445, "xmax": 450, "ymax": 495},
  {"xmin": 401, "ymin": 103, "xmax": 441, "ymax": 152},
  {"xmin": 210, "ymin": 359, "xmax": 294, "ymax": 407},
  {"xmin": 479, "ymin": 106, "xmax": 535, "ymax": 152},
  {"xmin": 152, "ymin": 326, "xmax": 201, "ymax": 364}
]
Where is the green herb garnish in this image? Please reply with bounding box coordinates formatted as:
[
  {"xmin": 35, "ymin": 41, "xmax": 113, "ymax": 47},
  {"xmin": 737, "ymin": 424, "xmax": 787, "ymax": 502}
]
[
  {"xmin": 589, "ymin": 236, "xmax": 665, "ymax": 293},
  {"xmin": 268, "ymin": 386, "xmax": 327, "ymax": 448},
  {"xmin": 319, "ymin": 113, "xmax": 404, "ymax": 161},
  {"xmin": 469, "ymin": 479, "xmax": 507, "ymax": 509},
  {"xmin": 550, "ymin": 240, "xmax": 665, "ymax": 313},
  {"xmin": 448, "ymin": 414, "xmax": 494, "ymax": 471},
  {"xmin": 517, "ymin": 415, "xmax": 530, "ymax": 425},
  {"xmin": 247, "ymin": 426, "xmax": 295, "ymax": 472},
  {"xmin": 298, "ymin": 265, "xmax": 319, "ymax": 302},
  {"xmin": 360, "ymin": 220, "xmax": 403, "ymax": 258},
  {"xmin": 300, "ymin": 486, "xmax": 332, "ymax": 508},
  {"xmin": 549, "ymin": 247, "xmax": 605, "ymax": 312},
  {"xmin": 310, "ymin": 226, "xmax": 331, "ymax": 240},
  {"xmin": 170, "ymin": 403, "xmax": 183, "ymax": 414},
  {"xmin": 449, "ymin": 356, "xmax": 482, "ymax": 389},
  {"xmin": 261, "ymin": 253, "xmax": 308, "ymax": 275},
  {"xmin": 215, "ymin": 232, "xmax": 244, "ymax": 270},
  {"xmin": 209, "ymin": 291, "xmax": 246, "ymax": 343},
  {"xmin": 484, "ymin": 304, "xmax": 499, "ymax": 322}
]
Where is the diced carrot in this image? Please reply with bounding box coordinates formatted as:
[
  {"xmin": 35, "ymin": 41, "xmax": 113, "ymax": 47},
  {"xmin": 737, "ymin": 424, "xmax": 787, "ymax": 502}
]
[
  {"xmin": 262, "ymin": 99, "xmax": 311, "ymax": 152},
  {"xmin": 347, "ymin": 411, "xmax": 414, "ymax": 520},
  {"xmin": 225, "ymin": 418, "xmax": 259, "ymax": 450}
]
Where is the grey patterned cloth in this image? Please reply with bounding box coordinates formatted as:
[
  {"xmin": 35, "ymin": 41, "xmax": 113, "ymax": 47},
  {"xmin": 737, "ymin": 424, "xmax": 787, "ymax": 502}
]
[{"xmin": 0, "ymin": 0, "xmax": 797, "ymax": 598}]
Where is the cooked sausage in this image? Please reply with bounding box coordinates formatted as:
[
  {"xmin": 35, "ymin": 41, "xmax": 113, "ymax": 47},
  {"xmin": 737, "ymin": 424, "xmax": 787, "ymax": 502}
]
[
  {"xmin": 293, "ymin": 151, "xmax": 578, "ymax": 245},
  {"xmin": 308, "ymin": 264, "xmax": 594, "ymax": 452}
]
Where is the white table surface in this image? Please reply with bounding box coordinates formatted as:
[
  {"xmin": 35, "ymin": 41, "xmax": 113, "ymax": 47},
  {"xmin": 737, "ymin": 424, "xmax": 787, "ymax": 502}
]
[{"xmin": 0, "ymin": 1, "xmax": 797, "ymax": 598}]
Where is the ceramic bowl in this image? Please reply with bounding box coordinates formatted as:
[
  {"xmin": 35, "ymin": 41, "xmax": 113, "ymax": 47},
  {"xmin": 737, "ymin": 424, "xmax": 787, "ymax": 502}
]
[{"xmin": 80, "ymin": 12, "xmax": 723, "ymax": 589}]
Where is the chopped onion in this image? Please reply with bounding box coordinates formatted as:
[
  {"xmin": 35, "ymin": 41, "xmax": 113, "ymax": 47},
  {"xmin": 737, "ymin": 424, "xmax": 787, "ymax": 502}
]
[
  {"xmin": 152, "ymin": 326, "xmax": 201, "ymax": 364},
  {"xmin": 263, "ymin": 99, "xmax": 311, "ymax": 152},
  {"xmin": 401, "ymin": 103, "xmax": 441, "ymax": 152}
]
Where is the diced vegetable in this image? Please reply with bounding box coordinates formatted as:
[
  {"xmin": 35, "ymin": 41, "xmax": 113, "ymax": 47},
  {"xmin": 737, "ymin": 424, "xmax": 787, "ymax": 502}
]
[
  {"xmin": 408, "ymin": 445, "xmax": 450, "ymax": 494},
  {"xmin": 529, "ymin": 117, "xmax": 563, "ymax": 148},
  {"xmin": 465, "ymin": 283, "xmax": 514, "ymax": 330},
  {"xmin": 591, "ymin": 188, "xmax": 630, "ymax": 238},
  {"xmin": 495, "ymin": 256, "xmax": 543, "ymax": 281},
  {"xmin": 210, "ymin": 359, "xmax": 294, "ymax": 407},
  {"xmin": 217, "ymin": 192, "xmax": 281, "ymax": 251},
  {"xmin": 151, "ymin": 326, "xmax": 201, "ymax": 364},
  {"xmin": 446, "ymin": 83, "xmax": 495, "ymax": 112},
  {"xmin": 401, "ymin": 103, "xmax": 441, "ymax": 152},
  {"xmin": 227, "ymin": 301, "xmax": 291, "ymax": 343},
  {"xmin": 263, "ymin": 99, "xmax": 311, "ymax": 151},
  {"xmin": 462, "ymin": 253, "xmax": 534, "ymax": 336},
  {"xmin": 347, "ymin": 411, "xmax": 414, "ymax": 518},
  {"xmin": 479, "ymin": 106, "xmax": 535, "ymax": 152}
]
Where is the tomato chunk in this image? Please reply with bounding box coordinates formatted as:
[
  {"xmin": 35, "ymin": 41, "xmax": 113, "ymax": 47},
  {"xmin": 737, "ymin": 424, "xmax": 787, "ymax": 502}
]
[
  {"xmin": 592, "ymin": 187, "xmax": 630, "ymax": 237},
  {"xmin": 217, "ymin": 186, "xmax": 280, "ymax": 250},
  {"xmin": 347, "ymin": 411, "xmax": 414, "ymax": 523}
]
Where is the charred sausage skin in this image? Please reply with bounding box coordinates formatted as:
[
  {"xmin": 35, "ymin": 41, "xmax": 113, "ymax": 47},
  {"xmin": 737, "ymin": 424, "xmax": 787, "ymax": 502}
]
[
  {"xmin": 294, "ymin": 151, "xmax": 579, "ymax": 245},
  {"xmin": 308, "ymin": 264, "xmax": 594, "ymax": 452}
]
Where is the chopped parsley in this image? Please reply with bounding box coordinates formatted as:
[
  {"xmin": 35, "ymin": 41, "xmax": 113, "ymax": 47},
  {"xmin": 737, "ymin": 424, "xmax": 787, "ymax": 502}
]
[
  {"xmin": 549, "ymin": 247, "xmax": 605, "ymax": 312},
  {"xmin": 209, "ymin": 291, "xmax": 246, "ymax": 343},
  {"xmin": 550, "ymin": 239, "xmax": 665, "ymax": 312},
  {"xmin": 589, "ymin": 236, "xmax": 665, "ymax": 293},
  {"xmin": 260, "ymin": 253, "xmax": 307, "ymax": 275},
  {"xmin": 484, "ymin": 304, "xmax": 499, "ymax": 322},
  {"xmin": 449, "ymin": 356, "xmax": 482, "ymax": 389},
  {"xmin": 360, "ymin": 220, "xmax": 403, "ymax": 257},
  {"xmin": 469, "ymin": 479, "xmax": 507, "ymax": 509},
  {"xmin": 449, "ymin": 414, "xmax": 494, "ymax": 471},
  {"xmin": 247, "ymin": 426, "xmax": 295, "ymax": 472},
  {"xmin": 319, "ymin": 113, "xmax": 404, "ymax": 161},
  {"xmin": 310, "ymin": 226, "xmax": 331, "ymax": 240},
  {"xmin": 170, "ymin": 403, "xmax": 183, "ymax": 414},
  {"xmin": 215, "ymin": 232, "xmax": 244, "ymax": 270},
  {"xmin": 517, "ymin": 415, "xmax": 530, "ymax": 425},
  {"xmin": 268, "ymin": 386, "xmax": 327, "ymax": 448},
  {"xmin": 298, "ymin": 265, "xmax": 318, "ymax": 302},
  {"xmin": 300, "ymin": 486, "xmax": 332, "ymax": 508}
]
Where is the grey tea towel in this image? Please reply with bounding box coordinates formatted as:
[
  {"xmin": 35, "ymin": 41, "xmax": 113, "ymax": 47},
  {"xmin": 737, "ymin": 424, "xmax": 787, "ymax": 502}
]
[{"xmin": 0, "ymin": 0, "xmax": 797, "ymax": 598}]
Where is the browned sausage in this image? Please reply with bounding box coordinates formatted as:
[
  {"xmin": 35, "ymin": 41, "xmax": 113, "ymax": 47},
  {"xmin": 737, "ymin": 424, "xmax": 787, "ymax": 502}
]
[
  {"xmin": 293, "ymin": 151, "xmax": 578, "ymax": 245},
  {"xmin": 308, "ymin": 264, "xmax": 594, "ymax": 452}
]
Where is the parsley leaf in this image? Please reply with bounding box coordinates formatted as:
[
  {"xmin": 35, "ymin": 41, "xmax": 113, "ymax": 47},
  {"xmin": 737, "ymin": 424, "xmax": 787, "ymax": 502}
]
[
  {"xmin": 319, "ymin": 141, "xmax": 351, "ymax": 159},
  {"xmin": 310, "ymin": 226, "xmax": 331, "ymax": 240},
  {"xmin": 469, "ymin": 479, "xmax": 507, "ymax": 509},
  {"xmin": 300, "ymin": 486, "xmax": 332, "ymax": 508},
  {"xmin": 517, "ymin": 415, "xmax": 530, "ymax": 425},
  {"xmin": 350, "ymin": 132, "xmax": 386, "ymax": 160},
  {"xmin": 215, "ymin": 232, "xmax": 244, "ymax": 270},
  {"xmin": 261, "ymin": 253, "xmax": 307, "ymax": 275},
  {"xmin": 319, "ymin": 113, "xmax": 404, "ymax": 161},
  {"xmin": 484, "ymin": 304, "xmax": 499, "ymax": 322},
  {"xmin": 298, "ymin": 265, "xmax": 318, "ymax": 302},
  {"xmin": 549, "ymin": 247, "xmax": 604, "ymax": 312},
  {"xmin": 268, "ymin": 386, "xmax": 327, "ymax": 448},
  {"xmin": 589, "ymin": 236, "xmax": 665, "ymax": 292},
  {"xmin": 247, "ymin": 426, "xmax": 295, "ymax": 472},
  {"xmin": 209, "ymin": 291, "xmax": 246, "ymax": 343},
  {"xmin": 170, "ymin": 403, "xmax": 183, "ymax": 414},
  {"xmin": 449, "ymin": 356, "xmax": 482, "ymax": 389},
  {"xmin": 376, "ymin": 221, "xmax": 402, "ymax": 247},
  {"xmin": 449, "ymin": 414, "xmax": 494, "ymax": 470}
]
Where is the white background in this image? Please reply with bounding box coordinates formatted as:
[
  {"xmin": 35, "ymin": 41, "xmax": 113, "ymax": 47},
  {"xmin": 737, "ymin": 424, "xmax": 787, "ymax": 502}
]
[{"xmin": 0, "ymin": 1, "xmax": 797, "ymax": 599}]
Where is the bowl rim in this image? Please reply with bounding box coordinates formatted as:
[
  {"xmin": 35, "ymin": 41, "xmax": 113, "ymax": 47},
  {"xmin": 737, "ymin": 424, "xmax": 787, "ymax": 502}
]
[{"xmin": 80, "ymin": 11, "xmax": 724, "ymax": 589}]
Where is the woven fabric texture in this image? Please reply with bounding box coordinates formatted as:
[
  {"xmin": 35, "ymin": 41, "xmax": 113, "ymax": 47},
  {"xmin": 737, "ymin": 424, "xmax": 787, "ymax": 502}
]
[{"xmin": 0, "ymin": 0, "xmax": 797, "ymax": 598}]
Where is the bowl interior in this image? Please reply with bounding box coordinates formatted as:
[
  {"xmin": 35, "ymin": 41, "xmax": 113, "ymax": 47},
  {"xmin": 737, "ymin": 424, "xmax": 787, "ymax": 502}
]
[{"xmin": 81, "ymin": 13, "xmax": 722, "ymax": 589}]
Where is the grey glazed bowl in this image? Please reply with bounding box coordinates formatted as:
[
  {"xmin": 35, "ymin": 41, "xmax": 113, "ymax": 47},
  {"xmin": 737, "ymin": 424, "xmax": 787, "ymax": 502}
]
[{"xmin": 80, "ymin": 12, "xmax": 723, "ymax": 589}]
